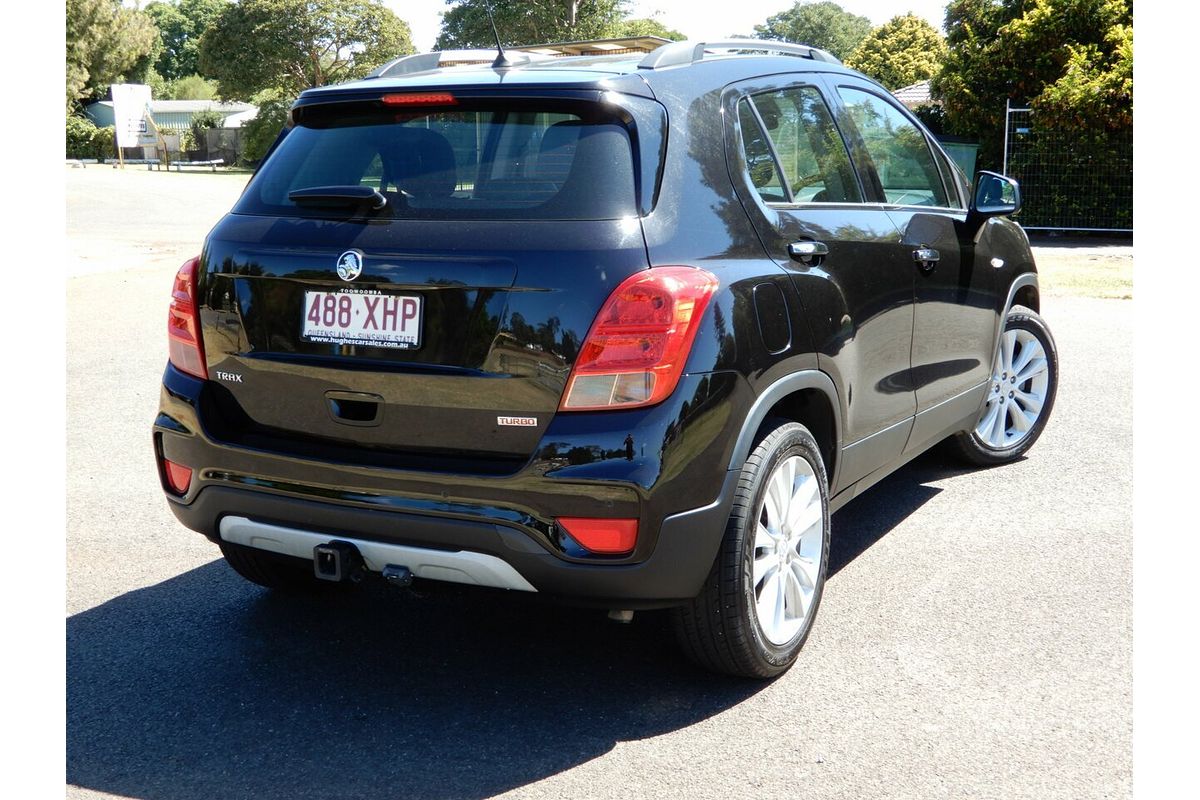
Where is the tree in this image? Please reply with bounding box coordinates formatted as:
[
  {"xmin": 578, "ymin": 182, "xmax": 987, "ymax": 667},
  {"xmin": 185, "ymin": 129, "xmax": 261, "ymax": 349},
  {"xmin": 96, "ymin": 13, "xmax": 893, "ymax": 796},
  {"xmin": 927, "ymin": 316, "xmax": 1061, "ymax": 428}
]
[
  {"xmin": 163, "ymin": 74, "xmax": 220, "ymax": 101},
  {"xmin": 145, "ymin": 0, "xmax": 228, "ymax": 81},
  {"xmin": 198, "ymin": 0, "xmax": 415, "ymax": 101},
  {"xmin": 932, "ymin": 0, "xmax": 1132, "ymax": 166},
  {"xmin": 609, "ymin": 17, "xmax": 685, "ymax": 41},
  {"xmin": 844, "ymin": 14, "xmax": 946, "ymax": 91},
  {"xmin": 1035, "ymin": 19, "xmax": 1131, "ymax": 129},
  {"xmin": 436, "ymin": 0, "xmax": 627, "ymax": 49},
  {"xmin": 753, "ymin": 1, "xmax": 872, "ymax": 60},
  {"xmin": 240, "ymin": 88, "xmax": 295, "ymax": 164},
  {"xmin": 66, "ymin": 0, "xmax": 161, "ymax": 110}
]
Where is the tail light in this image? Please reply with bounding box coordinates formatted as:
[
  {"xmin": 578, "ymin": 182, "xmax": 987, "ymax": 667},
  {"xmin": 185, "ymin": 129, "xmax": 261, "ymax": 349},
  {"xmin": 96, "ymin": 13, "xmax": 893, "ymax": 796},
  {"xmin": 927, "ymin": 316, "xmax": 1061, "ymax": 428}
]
[
  {"xmin": 163, "ymin": 459, "xmax": 193, "ymax": 495},
  {"xmin": 560, "ymin": 267, "xmax": 719, "ymax": 411},
  {"xmin": 168, "ymin": 256, "xmax": 207, "ymax": 379},
  {"xmin": 558, "ymin": 517, "xmax": 638, "ymax": 555}
]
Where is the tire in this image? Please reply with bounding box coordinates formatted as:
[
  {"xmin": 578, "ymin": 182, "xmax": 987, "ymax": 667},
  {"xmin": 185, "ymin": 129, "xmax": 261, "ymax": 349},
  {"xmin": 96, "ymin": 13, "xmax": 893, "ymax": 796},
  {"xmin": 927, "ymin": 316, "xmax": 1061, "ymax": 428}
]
[
  {"xmin": 951, "ymin": 304, "xmax": 1059, "ymax": 467},
  {"xmin": 218, "ymin": 540, "xmax": 333, "ymax": 592},
  {"xmin": 672, "ymin": 419, "xmax": 830, "ymax": 679}
]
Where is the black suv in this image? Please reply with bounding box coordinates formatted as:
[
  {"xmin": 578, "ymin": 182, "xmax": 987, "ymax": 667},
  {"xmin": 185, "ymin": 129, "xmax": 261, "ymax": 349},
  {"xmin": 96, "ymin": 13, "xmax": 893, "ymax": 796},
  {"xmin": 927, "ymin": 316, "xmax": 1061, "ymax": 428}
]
[{"xmin": 155, "ymin": 40, "xmax": 1057, "ymax": 678}]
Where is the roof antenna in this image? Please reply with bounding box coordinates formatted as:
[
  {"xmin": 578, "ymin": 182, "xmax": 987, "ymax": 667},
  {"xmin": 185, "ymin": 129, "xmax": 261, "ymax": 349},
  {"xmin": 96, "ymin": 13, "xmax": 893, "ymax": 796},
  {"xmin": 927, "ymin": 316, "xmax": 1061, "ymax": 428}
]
[{"xmin": 484, "ymin": 1, "xmax": 513, "ymax": 69}]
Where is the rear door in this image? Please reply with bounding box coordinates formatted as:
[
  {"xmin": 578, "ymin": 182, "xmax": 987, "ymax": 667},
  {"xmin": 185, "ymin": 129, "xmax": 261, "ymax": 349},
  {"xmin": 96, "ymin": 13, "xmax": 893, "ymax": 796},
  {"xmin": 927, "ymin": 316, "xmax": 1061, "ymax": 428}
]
[
  {"xmin": 827, "ymin": 79, "xmax": 996, "ymax": 449},
  {"xmin": 199, "ymin": 94, "xmax": 652, "ymax": 464},
  {"xmin": 724, "ymin": 75, "xmax": 916, "ymax": 488}
]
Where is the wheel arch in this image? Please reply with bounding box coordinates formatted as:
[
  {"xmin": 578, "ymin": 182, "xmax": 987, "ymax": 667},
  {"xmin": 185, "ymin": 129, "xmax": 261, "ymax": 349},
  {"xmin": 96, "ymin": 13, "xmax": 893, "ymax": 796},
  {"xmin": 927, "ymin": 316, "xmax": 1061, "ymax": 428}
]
[
  {"xmin": 728, "ymin": 370, "xmax": 842, "ymax": 489},
  {"xmin": 992, "ymin": 272, "xmax": 1040, "ymax": 356},
  {"xmin": 1013, "ymin": 282, "xmax": 1040, "ymax": 313}
]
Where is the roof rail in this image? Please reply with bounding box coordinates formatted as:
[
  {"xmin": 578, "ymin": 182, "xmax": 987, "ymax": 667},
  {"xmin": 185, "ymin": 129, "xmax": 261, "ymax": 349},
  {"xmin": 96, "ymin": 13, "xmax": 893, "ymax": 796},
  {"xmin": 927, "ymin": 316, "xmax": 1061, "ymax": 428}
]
[
  {"xmin": 366, "ymin": 49, "xmax": 551, "ymax": 79},
  {"xmin": 637, "ymin": 39, "xmax": 842, "ymax": 70}
]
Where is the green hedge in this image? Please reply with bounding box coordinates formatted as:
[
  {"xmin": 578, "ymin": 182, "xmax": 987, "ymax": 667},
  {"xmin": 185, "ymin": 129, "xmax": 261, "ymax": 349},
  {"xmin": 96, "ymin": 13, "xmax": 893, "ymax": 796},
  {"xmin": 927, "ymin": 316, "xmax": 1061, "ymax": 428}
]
[{"xmin": 66, "ymin": 115, "xmax": 116, "ymax": 159}]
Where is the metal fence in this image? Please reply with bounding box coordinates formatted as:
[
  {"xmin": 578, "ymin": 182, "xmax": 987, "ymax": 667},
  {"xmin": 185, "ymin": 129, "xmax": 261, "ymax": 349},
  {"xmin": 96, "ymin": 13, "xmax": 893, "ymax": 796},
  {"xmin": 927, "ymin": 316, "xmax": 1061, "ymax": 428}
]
[
  {"xmin": 1003, "ymin": 101, "xmax": 1132, "ymax": 232},
  {"xmin": 203, "ymin": 128, "xmax": 246, "ymax": 166}
]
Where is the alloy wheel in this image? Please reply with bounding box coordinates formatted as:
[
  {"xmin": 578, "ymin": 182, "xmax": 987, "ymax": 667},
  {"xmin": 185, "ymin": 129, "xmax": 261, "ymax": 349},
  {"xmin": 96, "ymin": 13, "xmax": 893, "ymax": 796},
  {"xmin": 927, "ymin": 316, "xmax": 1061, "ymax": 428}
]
[
  {"xmin": 976, "ymin": 328, "xmax": 1051, "ymax": 449},
  {"xmin": 752, "ymin": 455, "xmax": 824, "ymax": 645}
]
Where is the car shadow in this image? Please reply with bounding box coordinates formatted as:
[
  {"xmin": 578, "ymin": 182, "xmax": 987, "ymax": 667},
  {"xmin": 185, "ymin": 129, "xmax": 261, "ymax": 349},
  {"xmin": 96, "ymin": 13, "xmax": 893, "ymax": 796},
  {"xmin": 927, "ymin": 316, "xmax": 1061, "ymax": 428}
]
[
  {"xmin": 829, "ymin": 449, "xmax": 989, "ymax": 576},
  {"xmin": 67, "ymin": 565, "xmax": 761, "ymax": 800},
  {"xmin": 67, "ymin": 450, "xmax": 983, "ymax": 800}
]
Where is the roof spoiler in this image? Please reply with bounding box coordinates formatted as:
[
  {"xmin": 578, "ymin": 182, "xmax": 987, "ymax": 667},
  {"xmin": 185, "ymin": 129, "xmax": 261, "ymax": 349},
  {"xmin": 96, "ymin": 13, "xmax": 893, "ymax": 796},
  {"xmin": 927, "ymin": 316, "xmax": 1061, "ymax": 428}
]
[{"xmin": 637, "ymin": 38, "xmax": 842, "ymax": 70}]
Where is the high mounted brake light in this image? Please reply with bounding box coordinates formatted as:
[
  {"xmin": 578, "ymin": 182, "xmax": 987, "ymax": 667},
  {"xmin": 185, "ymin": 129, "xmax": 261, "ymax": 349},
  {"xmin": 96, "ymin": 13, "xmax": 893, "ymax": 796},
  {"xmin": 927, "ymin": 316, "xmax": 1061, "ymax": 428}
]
[
  {"xmin": 381, "ymin": 92, "xmax": 458, "ymax": 106},
  {"xmin": 560, "ymin": 267, "xmax": 719, "ymax": 411},
  {"xmin": 168, "ymin": 256, "xmax": 207, "ymax": 379}
]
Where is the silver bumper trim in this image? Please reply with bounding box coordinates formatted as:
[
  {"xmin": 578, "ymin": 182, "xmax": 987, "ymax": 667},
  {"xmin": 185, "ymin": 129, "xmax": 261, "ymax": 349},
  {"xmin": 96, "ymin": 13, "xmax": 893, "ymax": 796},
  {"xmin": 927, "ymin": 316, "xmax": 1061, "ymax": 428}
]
[{"xmin": 218, "ymin": 516, "xmax": 538, "ymax": 592}]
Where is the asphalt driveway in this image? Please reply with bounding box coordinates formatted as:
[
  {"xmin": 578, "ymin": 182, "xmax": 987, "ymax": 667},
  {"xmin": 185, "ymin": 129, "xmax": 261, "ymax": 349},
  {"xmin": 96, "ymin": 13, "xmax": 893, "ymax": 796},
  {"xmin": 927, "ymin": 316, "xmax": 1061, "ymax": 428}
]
[{"xmin": 66, "ymin": 167, "xmax": 1131, "ymax": 800}]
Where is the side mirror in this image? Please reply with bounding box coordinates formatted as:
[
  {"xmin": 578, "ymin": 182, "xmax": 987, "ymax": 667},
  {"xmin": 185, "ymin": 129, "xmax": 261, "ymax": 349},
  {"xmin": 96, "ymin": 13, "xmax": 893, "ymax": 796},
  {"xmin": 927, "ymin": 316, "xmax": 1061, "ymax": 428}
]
[{"xmin": 971, "ymin": 171, "xmax": 1021, "ymax": 218}]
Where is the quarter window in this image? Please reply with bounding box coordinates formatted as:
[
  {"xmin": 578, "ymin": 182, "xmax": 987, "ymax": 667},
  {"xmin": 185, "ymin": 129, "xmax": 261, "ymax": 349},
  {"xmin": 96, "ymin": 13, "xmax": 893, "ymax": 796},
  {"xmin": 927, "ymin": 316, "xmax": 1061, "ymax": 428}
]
[
  {"xmin": 737, "ymin": 86, "xmax": 861, "ymax": 204},
  {"xmin": 736, "ymin": 99, "xmax": 787, "ymax": 202},
  {"xmin": 836, "ymin": 88, "xmax": 950, "ymax": 207}
]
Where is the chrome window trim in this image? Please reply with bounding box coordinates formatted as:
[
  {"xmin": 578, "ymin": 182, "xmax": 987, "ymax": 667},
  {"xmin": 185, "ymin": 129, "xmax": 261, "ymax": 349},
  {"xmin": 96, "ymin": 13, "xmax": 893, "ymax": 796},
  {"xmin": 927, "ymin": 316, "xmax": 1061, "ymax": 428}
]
[{"xmin": 765, "ymin": 201, "xmax": 967, "ymax": 215}]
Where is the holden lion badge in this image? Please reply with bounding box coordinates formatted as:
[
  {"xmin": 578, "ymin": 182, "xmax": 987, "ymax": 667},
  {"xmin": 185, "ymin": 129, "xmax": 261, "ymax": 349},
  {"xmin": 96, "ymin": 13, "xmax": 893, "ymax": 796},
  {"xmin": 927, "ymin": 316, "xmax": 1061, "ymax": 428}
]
[{"xmin": 336, "ymin": 250, "xmax": 364, "ymax": 282}]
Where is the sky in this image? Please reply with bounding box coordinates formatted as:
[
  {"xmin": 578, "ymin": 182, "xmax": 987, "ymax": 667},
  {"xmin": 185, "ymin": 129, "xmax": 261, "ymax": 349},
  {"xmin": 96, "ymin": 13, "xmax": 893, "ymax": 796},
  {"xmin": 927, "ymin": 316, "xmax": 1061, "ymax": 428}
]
[{"xmin": 386, "ymin": 1, "xmax": 950, "ymax": 53}]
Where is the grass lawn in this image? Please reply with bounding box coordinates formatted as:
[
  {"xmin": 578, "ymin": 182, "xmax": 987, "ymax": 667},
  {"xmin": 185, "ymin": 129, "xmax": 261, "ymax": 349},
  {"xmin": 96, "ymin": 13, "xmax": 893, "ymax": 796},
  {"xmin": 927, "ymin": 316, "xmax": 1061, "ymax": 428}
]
[{"xmin": 1032, "ymin": 247, "xmax": 1133, "ymax": 299}]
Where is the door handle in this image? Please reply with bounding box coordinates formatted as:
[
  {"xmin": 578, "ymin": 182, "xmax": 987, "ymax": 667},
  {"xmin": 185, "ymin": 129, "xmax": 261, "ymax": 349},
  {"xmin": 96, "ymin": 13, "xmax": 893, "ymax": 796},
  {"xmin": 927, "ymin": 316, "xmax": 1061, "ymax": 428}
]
[
  {"xmin": 787, "ymin": 240, "xmax": 829, "ymax": 265},
  {"xmin": 913, "ymin": 246, "xmax": 940, "ymax": 271},
  {"xmin": 325, "ymin": 390, "xmax": 383, "ymax": 427}
]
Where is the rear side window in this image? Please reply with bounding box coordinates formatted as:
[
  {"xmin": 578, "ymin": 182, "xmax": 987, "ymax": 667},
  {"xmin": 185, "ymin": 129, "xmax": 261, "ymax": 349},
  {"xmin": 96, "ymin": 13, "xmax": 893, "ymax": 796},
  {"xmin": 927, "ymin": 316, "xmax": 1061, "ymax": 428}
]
[
  {"xmin": 737, "ymin": 86, "xmax": 861, "ymax": 204},
  {"xmin": 836, "ymin": 88, "xmax": 950, "ymax": 207},
  {"xmin": 236, "ymin": 100, "xmax": 637, "ymax": 221}
]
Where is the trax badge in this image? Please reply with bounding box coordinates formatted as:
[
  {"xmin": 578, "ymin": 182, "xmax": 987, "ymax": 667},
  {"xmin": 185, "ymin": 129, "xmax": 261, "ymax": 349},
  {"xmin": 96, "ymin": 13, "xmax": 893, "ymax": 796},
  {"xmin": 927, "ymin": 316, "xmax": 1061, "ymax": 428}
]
[
  {"xmin": 336, "ymin": 250, "xmax": 364, "ymax": 282},
  {"xmin": 215, "ymin": 371, "xmax": 243, "ymax": 383}
]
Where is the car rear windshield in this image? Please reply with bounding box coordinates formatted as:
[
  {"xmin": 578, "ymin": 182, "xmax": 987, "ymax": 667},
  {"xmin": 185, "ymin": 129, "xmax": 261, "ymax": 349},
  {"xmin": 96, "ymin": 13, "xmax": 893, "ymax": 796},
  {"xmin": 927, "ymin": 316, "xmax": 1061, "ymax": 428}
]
[{"xmin": 235, "ymin": 98, "xmax": 638, "ymax": 221}]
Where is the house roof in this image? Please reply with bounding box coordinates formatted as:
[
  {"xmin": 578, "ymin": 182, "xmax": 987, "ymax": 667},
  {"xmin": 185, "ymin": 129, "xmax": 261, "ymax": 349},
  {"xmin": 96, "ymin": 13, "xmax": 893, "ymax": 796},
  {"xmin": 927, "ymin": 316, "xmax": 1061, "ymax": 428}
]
[
  {"xmin": 221, "ymin": 108, "xmax": 259, "ymax": 128},
  {"xmin": 90, "ymin": 100, "xmax": 255, "ymax": 115},
  {"xmin": 892, "ymin": 80, "xmax": 933, "ymax": 108},
  {"xmin": 514, "ymin": 35, "xmax": 672, "ymax": 56},
  {"xmin": 430, "ymin": 37, "xmax": 673, "ymax": 67}
]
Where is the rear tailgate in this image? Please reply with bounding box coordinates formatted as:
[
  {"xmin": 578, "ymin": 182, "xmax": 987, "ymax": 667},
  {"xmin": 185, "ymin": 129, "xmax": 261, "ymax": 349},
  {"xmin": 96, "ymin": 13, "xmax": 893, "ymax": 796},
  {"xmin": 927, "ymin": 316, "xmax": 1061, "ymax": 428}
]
[
  {"xmin": 200, "ymin": 217, "xmax": 647, "ymax": 461},
  {"xmin": 196, "ymin": 91, "xmax": 657, "ymax": 465}
]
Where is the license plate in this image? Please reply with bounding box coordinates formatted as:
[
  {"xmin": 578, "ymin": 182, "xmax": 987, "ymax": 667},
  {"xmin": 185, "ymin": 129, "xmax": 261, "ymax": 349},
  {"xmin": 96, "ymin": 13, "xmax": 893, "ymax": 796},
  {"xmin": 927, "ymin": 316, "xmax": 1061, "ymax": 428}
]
[{"xmin": 302, "ymin": 291, "xmax": 422, "ymax": 349}]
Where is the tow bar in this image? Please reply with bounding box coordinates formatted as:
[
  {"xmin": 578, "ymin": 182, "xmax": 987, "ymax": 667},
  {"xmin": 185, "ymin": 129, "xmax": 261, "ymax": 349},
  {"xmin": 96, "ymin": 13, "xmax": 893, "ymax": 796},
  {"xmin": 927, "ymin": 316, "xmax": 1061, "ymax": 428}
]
[{"xmin": 313, "ymin": 540, "xmax": 365, "ymax": 583}]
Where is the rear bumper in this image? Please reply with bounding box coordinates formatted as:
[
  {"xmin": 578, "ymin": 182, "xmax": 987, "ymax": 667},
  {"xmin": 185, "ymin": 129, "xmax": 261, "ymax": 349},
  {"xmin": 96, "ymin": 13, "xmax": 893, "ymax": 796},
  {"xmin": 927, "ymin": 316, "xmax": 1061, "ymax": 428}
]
[
  {"xmin": 155, "ymin": 362, "xmax": 748, "ymax": 606},
  {"xmin": 169, "ymin": 477, "xmax": 735, "ymax": 606}
]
